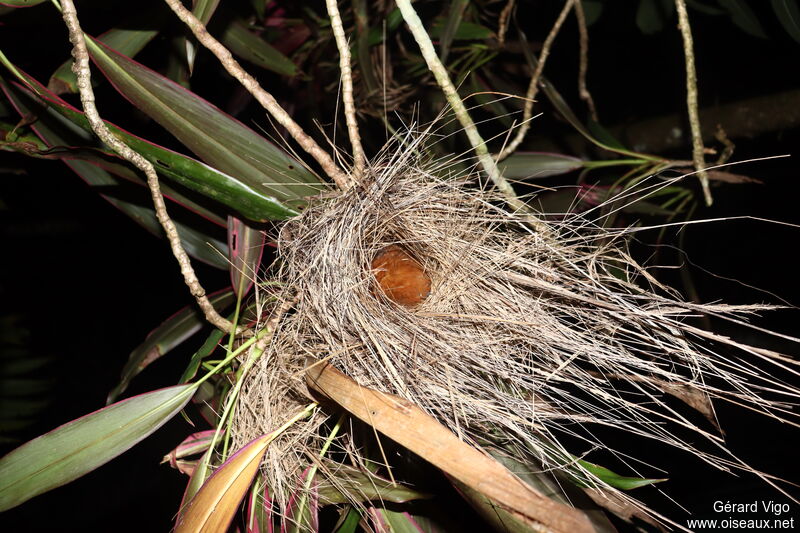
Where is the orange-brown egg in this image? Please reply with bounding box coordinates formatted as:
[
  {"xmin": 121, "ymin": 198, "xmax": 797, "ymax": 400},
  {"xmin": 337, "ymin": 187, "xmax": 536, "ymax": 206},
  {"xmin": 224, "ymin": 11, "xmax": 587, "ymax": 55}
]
[{"xmin": 371, "ymin": 245, "xmax": 431, "ymax": 307}]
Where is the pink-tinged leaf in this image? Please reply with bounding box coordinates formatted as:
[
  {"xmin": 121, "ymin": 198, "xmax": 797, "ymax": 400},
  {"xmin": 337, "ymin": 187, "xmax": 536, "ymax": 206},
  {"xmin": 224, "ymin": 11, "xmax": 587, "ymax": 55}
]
[
  {"xmin": 84, "ymin": 37, "xmax": 325, "ymax": 208},
  {"xmin": 163, "ymin": 429, "xmax": 217, "ymax": 471},
  {"xmin": 107, "ymin": 289, "xmax": 236, "ymax": 403},
  {"xmin": 3, "ymin": 75, "xmax": 231, "ymax": 267},
  {"xmin": 49, "ymin": 22, "xmax": 161, "ymax": 94},
  {"xmin": 228, "ymin": 216, "xmax": 266, "ymax": 297},
  {"xmin": 499, "ymin": 152, "xmax": 584, "ymax": 180},
  {"xmin": 367, "ymin": 509, "xmax": 430, "ymax": 533},
  {"xmin": 174, "ymin": 459, "xmax": 199, "ymax": 477},
  {"xmin": 0, "ymin": 384, "xmax": 197, "ymax": 511},
  {"xmin": 176, "ymin": 434, "xmax": 273, "ymax": 533},
  {"xmin": 246, "ymin": 476, "xmax": 273, "ymax": 533},
  {"xmin": 0, "ymin": 63, "xmax": 300, "ymax": 221}
]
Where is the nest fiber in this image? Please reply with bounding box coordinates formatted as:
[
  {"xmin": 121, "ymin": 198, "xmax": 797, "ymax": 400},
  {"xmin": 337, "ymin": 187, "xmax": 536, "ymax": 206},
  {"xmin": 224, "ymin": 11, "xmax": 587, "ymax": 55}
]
[{"xmin": 232, "ymin": 139, "xmax": 798, "ymax": 517}]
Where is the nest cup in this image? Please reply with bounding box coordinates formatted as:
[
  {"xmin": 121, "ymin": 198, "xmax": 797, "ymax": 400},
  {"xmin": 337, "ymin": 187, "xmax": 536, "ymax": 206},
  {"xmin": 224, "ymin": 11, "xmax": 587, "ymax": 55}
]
[{"xmin": 231, "ymin": 139, "xmax": 799, "ymax": 523}]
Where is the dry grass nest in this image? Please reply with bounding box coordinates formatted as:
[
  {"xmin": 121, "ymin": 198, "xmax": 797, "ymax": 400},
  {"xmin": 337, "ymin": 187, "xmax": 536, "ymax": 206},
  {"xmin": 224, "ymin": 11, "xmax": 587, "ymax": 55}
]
[{"xmin": 231, "ymin": 137, "xmax": 800, "ymax": 521}]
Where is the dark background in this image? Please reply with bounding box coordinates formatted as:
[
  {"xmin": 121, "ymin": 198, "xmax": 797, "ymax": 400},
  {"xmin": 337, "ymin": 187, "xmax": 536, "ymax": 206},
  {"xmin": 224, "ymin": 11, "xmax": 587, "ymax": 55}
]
[{"xmin": 1, "ymin": 0, "xmax": 799, "ymax": 531}]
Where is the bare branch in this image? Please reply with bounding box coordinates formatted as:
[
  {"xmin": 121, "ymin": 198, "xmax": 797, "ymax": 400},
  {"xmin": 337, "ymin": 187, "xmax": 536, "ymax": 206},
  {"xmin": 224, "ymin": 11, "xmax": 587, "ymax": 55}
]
[
  {"xmin": 162, "ymin": 0, "xmax": 352, "ymax": 190},
  {"xmin": 573, "ymin": 0, "xmax": 598, "ymax": 122},
  {"xmin": 675, "ymin": 0, "xmax": 713, "ymax": 205},
  {"xmin": 498, "ymin": 0, "xmax": 575, "ymax": 161},
  {"xmin": 395, "ymin": 0, "xmax": 548, "ymax": 233},
  {"xmin": 59, "ymin": 0, "xmax": 240, "ymax": 335},
  {"xmin": 325, "ymin": 0, "xmax": 366, "ymax": 182}
]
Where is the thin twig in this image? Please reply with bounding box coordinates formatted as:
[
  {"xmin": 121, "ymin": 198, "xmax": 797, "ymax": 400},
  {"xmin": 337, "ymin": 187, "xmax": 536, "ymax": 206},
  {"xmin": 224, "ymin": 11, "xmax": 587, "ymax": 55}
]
[
  {"xmin": 573, "ymin": 0, "xmax": 598, "ymax": 122},
  {"xmin": 58, "ymin": 0, "xmax": 239, "ymax": 335},
  {"xmin": 675, "ymin": 0, "xmax": 713, "ymax": 205},
  {"xmin": 325, "ymin": 0, "xmax": 366, "ymax": 182},
  {"xmin": 395, "ymin": 0, "xmax": 546, "ymax": 232},
  {"xmin": 498, "ymin": 0, "xmax": 575, "ymax": 161},
  {"xmin": 162, "ymin": 0, "xmax": 352, "ymax": 190},
  {"xmin": 497, "ymin": 0, "xmax": 516, "ymax": 47}
]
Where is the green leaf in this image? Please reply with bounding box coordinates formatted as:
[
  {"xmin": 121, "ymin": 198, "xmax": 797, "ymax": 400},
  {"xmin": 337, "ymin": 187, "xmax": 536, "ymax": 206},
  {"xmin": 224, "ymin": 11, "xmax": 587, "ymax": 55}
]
[
  {"xmin": 686, "ymin": 0, "xmax": 726, "ymax": 15},
  {"xmin": 718, "ymin": 0, "xmax": 768, "ymax": 38},
  {"xmin": 186, "ymin": 0, "xmax": 222, "ymax": 71},
  {"xmin": 438, "ymin": 0, "xmax": 469, "ymax": 62},
  {"xmin": 577, "ymin": 459, "xmax": 666, "ymax": 491},
  {"xmin": 500, "ymin": 152, "xmax": 584, "ymax": 179},
  {"xmin": 218, "ymin": 17, "xmax": 298, "ymax": 77},
  {"xmin": 85, "ymin": 37, "xmax": 326, "ymax": 210},
  {"xmin": 180, "ymin": 328, "xmax": 227, "ymax": 384},
  {"xmin": 430, "ymin": 18, "xmax": 493, "ymax": 41},
  {"xmin": 366, "ymin": 8, "xmax": 405, "ymax": 46},
  {"xmin": 49, "ymin": 23, "xmax": 161, "ymax": 94},
  {"xmin": 636, "ymin": 0, "xmax": 674, "ymax": 34},
  {"xmin": 369, "ymin": 508, "xmax": 436, "ymax": 533},
  {"xmin": 333, "ymin": 506, "xmax": 361, "ymax": 533},
  {"xmin": 0, "ymin": 77, "xmax": 232, "ymax": 268},
  {"xmin": 107, "ymin": 289, "xmax": 236, "ymax": 404},
  {"xmin": 317, "ymin": 462, "xmax": 430, "ymax": 505},
  {"xmin": 0, "ymin": 384, "xmax": 197, "ymax": 511},
  {"xmin": 772, "ymin": 0, "xmax": 800, "ymax": 43},
  {"xmin": 587, "ymin": 120, "xmax": 629, "ymax": 151},
  {"xmin": 1, "ymin": 59, "xmax": 301, "ymax": 221},
  {"xmin": 0, "ymin": 0, "xmax": 46, "ymax": 6}
]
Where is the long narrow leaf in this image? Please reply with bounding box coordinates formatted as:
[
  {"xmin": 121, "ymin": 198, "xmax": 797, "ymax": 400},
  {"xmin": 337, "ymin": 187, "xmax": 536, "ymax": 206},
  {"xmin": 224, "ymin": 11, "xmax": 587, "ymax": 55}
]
[
  {"xmin": 49, "ymin": 23, "xmax": 161, "ymax": 94},
  {"xmin": 176, "ymin": 434, "xmax": 273, "ymax": 533},
  {"xmin": 0, "ymin": 384, "xmax": 197, "ymax": 511},
  {"xmin": 500, "ymin": 152, "xmax": 584, "ymax": 179},
  {"xmin": 0, "ymin": 77, "xmax": 231, "ymax": 268},
  {"xmin": 0, "ymin": 0, "xmax": 47, "ymax": 6},
  {"xmin": 107, "ymin": 289, "xmax": 236, "ymax": 403},
  {"xmin": 0, "ymin": 58, "xmax": 302, "ymax": 221},
  {"xmin": 305, "ymin": 362, "xmax": 595, "ymax": 533},
  {"xmin": 84, "ymin": 38, "xmax": 325, "ymax": 205},
  {"xmin": 218, "ymin": 17, "xmax": 298, "ymax": 77}
]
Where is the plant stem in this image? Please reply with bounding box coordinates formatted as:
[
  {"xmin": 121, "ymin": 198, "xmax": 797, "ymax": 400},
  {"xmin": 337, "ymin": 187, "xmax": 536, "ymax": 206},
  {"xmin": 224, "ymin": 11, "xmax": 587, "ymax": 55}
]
[
  {"xmin": 325, "ymin": 0, "xmax": 365, "ymax": 183},
  {"xmin": 395, "ymin": 0, "xmax": 546, "ymax": 232},
  {"xmin": 675, "ymin": 0, "xmax": 713, "ymax": 205},
  {"xmin": 162, "ymin": 0, "xmax": 351, "ymax": 190},
  {"xmin": 55, "ymin": 0, "xmax": 239, "ymax": 335}
]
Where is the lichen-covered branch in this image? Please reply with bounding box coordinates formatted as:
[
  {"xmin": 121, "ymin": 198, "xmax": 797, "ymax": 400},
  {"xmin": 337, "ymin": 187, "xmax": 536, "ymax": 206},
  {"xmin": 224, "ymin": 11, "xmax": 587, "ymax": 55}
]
[
  {"xmin": 395, "ymin": 0, "xmax": 546, "ymax": 231},
  {"xmin": 675, "ymin": 0, "xmax": 713, "ymax": 205},
  {"xmin": 162, "ymin": 0, "xmax": 351, "ymax": 190},
  {"xmin": 59, "ymin": 0, "xmax": 239, "ymax": 335},
  {"xmin": 325, "ymin": 0, "xmax": 365, "ymax": 182}
]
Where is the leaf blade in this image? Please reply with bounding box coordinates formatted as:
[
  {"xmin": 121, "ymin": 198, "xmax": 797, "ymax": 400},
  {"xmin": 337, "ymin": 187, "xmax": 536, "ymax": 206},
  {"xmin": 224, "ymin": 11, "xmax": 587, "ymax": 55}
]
[
  {"xmin": 0, "ymin": 384, "xmax": 197, "ymax": 511},
  {"xmin": 176, "ymin": 434, "xmax": 273, "ymax": 533},
  {"xmin": 107, "ymin": 289, "xmax": 236, "ymax": 403},
  {"xmin": 84, "ymin": 37, "xmax": 325, "ymax": 207}
]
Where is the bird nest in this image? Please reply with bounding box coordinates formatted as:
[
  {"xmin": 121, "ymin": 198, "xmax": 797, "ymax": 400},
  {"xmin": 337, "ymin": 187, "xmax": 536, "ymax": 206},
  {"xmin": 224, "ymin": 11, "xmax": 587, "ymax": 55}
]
[{"xmin": 231, "ymin": 135, "xmax": 797, "ymax": 524}]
